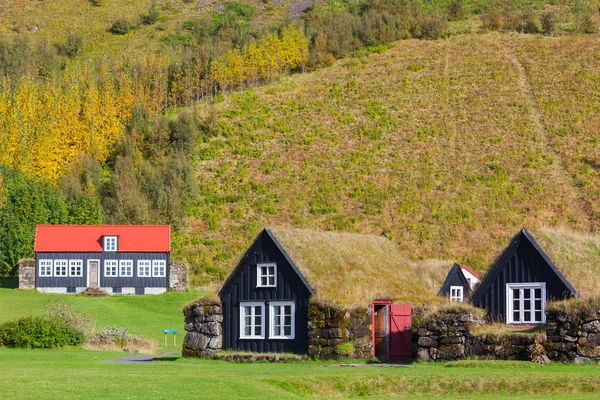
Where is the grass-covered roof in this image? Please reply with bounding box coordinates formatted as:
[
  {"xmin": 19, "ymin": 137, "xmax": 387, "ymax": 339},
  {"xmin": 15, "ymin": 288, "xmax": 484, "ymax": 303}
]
[{"xmin": 268, "ymin": 227, "xmax": 440, "ymax": 306}]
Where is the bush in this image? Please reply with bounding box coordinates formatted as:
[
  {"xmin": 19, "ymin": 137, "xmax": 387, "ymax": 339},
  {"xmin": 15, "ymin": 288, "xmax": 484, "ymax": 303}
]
[
  {"xmin": 518, "ymin": 11, "xmax": 539, "ymax": 34},
  {"xmin": 58, "ymin": 34, "xmax": 83, "ymax": 57},
  {"xmin": 109, "ymin": 18, "xmax": 131, "ymax": 35},
  {"xmin": 580, "ymin": 13, "xmax": 598, "ymax": 34},
  {"xmin": 447, "ymin": 0, "xmax": 468, "ymax": 21},
  {"xmin": 0, "ymin": 316, "xmax": 84, "ymax": 349},
  {"xmin": 141, "ymin": 2, "xmax": 160, "ymax": 25},
  {"xmin": 481, "ymin": 10, "xmax": 504, "ymax": 31},
  {"xmin": 44, "ymin": 300, "xmax": 96, "ymax": 334},
  {"xmin": 419, "ymin": 11, "xmax": 447, "ymax": 40},
  {"xmin": 541, "ymin": 11, "xmax": 555, "ymax": 35},
  {"xmin": 335, "ymin": 342, "xmax": 355, "ymax": 357}
]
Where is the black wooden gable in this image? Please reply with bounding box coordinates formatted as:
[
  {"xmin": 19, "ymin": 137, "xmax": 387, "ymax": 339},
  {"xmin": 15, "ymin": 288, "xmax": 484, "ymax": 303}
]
[
  {"xmin": 472, "ymin": 228, "xmax": 576, "ymax": 320},
  {"xmin": 438, "ymin": 263, "xmax": 470, "ymax": 297}
]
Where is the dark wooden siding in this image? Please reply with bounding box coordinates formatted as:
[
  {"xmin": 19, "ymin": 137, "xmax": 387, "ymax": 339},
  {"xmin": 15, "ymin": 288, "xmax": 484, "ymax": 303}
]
[
  {"xmin": 36, "ymin": 252, "xmax": 169, "ymax": 289},
  {"xmin": 473, "ymin": 238, "xmax": 574, "ymax": 321},
  {"xmin": 220, "ymin": 231, "xmax": 311, "ymax": 354}
]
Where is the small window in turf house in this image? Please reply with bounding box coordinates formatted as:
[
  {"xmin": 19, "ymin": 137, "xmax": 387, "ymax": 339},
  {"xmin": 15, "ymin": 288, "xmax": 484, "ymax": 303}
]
[
  {"xmin": 256, "ymin": 263, "xmax": 276, "ymax": 287},
  {"xmin": 239, "ymin": 302, "xmax": 264, "ymax": 339}
]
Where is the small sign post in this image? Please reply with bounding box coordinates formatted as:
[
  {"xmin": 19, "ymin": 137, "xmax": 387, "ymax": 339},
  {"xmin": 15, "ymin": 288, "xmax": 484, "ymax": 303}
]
[{"xmin": 162, "ymin": 329, "xmax": 178, "ymax": 347}]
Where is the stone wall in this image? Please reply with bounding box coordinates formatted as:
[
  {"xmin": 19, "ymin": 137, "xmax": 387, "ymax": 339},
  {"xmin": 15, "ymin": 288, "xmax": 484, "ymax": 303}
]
[
  {"xmin": 18, "ymin": 260, "xmax": 35, "ymax": 289},
  {"xmin": 182, "ymin": 300, "xmax": 222, "ymax": 358},
  {"xmin": 546, "ymin": 303, "xmax": 600, "ymax": 364},
  {"xmin": 308, "ymin": 302, "xmax": 372, "ymax": 360},
  {"xmin": 169, "ymin": 263, "xmax": 187, "ymax": 292}
]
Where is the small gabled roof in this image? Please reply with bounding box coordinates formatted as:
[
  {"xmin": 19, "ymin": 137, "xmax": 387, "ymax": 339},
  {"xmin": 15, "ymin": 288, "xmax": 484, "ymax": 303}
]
[
  {"xmin": 34, "ymin": 225, "xmax": 170, "ymax": 252},
  {"xmin": 472, "ymin": 227, "xmax": 576, "ymax": 303},
  {"xmin": 459, "ymin": 265, "xmax": 480, "ymax": 279},
  {"xmin": 438, "ymin": 263, "xmax": 470, "ymax": 296},
  {"xmin": 222, "ymin": 227, "xmax": 438, "ymax": 306}
]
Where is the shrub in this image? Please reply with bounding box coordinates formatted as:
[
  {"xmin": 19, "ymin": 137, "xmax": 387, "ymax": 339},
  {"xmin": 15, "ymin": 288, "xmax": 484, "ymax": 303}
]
[
  {"xmin": 86, "ymin": 326, "xmax": 157, "ymax": 352},
  {"xmin": 335, "ymin": 342, "xmax": 355, "ymax": 357},
  {"xmin": 141, "ymin": 2, "xmax": 160, "ymax": 25},
  {"xmin": 447, "ymin": 0, "xmax": 468, "ymax": 21},
  {"xmin": 419, "ymin": 10, "xmax": 447, "ymax": 40},
  {"xmin": 44, "ymin": 300, "xmax": 96, "ymax": 334},
  {"xmin": 580, "ymin": 13, "xmax": 598, "ymax": 34},
  {"xmin": 0, "ymin": 316, "xmax": 84, "ymax": 349},
  {"xmin": 109, "ymin": 18, "xmax": 131, "ymax": 35},
  {"xmin": 481, "ymin": 9, "xmax": 504, "ymax": 31},
  {"xmin": 58, "ymin": 34, "xmax": 83, "ymax": 57},
  {"xmin": 541, "ymin": 11, "xmax": 555, "ymax": 35},
  {"xmin": 518, "ymin": 11, "xmax": 539, "ymax": 34}
]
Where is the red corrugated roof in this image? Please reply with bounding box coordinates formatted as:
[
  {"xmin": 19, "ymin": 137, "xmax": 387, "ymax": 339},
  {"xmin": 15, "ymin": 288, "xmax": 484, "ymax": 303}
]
[
  {"xmin": 460, "ymin": 265, "xmax": 480, "ymax": 279},
  {"xmin": 34, "ymin": 225, "xmax": 170, "ymax": 252}
]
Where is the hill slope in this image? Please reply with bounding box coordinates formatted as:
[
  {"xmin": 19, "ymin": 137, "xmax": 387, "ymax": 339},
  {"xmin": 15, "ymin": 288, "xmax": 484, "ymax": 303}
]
[{"xmin": 174, "ymin": 32, "xmax": 600, "ymax": 285}]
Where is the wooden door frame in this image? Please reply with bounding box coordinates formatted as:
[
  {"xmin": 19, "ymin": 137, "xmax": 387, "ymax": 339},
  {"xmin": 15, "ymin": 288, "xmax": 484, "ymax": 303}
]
[
  {"xmin": 87, "ymin": 259, "xmax": 100, "ymax": 288},
  {"xmin": 371, "ymin": 300, "xmax": 392, "ymax": 359}
]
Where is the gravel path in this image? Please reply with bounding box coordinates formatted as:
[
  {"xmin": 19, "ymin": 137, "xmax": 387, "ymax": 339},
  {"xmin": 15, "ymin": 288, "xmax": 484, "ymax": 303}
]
[{"xmin": 105, "ymin": 351, "xmax": 179, "ymax": 365}]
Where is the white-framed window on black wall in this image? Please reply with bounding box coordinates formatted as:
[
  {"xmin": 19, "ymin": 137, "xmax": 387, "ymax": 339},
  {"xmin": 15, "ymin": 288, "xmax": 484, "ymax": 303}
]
[
  {"xmin": 257, "ymin": 263, "xmax": 276, "ymax": 287},
  {"xmin": 152, "ymin": 260, "xmax": 166, "ymax": 277},
  {"xmin": 239, "ymin": 302, "xmax": 265, "ymax": 339},
  {"xmin": 506, "ymin": 282, "xmax": 546, "ymax": 324},
  {"xmin": 119, "ymin": 260, "xmax": 133, "ymax": 277},
  {"xmin": 138, "ymin": 260, "xmax": 151, "ymax": 277},
  {"xmin": 104, "ymin": 260, "xmax": 118, "ymax": 277},
  {"xmin": 39, "ymin": 260, "xmax": 53, "ymax": 277},
  {"xmin": 103, "ymin": 236, "xmax": 118, "ymax": 252},
  {"xmin": 69, "ymin": 260, "xmax": 83, "ymax": 277},
  {"xmin": 450, "ymin": 286, "xmax": 464, "ymax": 302},
  {"xmin": 269, "ymin": 301, "xmax": 295, "ymax": 339},
  {"xmin": 54, "ymin": 260, "xmax": 68, "ymax": 277}
]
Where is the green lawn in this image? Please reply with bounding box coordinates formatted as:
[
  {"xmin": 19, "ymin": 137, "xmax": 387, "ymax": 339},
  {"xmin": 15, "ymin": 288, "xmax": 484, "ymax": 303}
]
[
  {"xmin": 0, "ymin": 349, "xmax": 599, "ymax": 399},
  {"xmin": 0, "ymin": 283, "xmax": 203, "ymax": 349}
]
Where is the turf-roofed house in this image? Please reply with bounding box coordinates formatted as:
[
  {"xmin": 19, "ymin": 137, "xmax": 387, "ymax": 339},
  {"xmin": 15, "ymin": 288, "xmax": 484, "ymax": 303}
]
[
  {"xmin": 438, "ymin": 264, "xmax": 480, "ymax": 302},
  {"xmin": 183, "ymin": 227, "xmax": 438, "ymax": 360},
  {"xmin": 34, "ymin": 225, "xmax": 170, "ymax": 295},
  {"xmin": 472, "ymin": 228, "xmax": 577, "ymax": 324}
]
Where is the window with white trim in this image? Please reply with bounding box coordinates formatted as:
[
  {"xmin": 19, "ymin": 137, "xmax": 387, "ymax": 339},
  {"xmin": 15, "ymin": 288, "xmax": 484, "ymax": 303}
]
[
  {"xmin": 119, "ymin": 260, "xmax": 133, "ymax": 277},
  {"xmin": 54, "ymin": 260, "xmax": 68, "ymax": 277},
  {"xmin": 269, "ymin": 301, "xmax": 295, "ymax": 339},
  {"xmin": 240, "ymin": 302, "xmax": 264, "ymax": 339},
  {"xmin": 104, "ymin": 260, "xmax": 118, "ymax": 277},
  {"xmin": 69, "ymin": 260, "xmax": 83, "ymax": 277},
  {"xmin": 39, "ymin": 260, "xmax": 53, "ymax": 277},
  {"xmin": 257, "ymin": 263, "xmax": 276, "ymax": 287},
  {"xmin": 138, "ymin": 260, "xmax": 151, "ymax": 277},
  {"xmin": 152, "ymin": 260, "xmax": 166, "ymax": 277},
  {"xmin": 450, "ymin": 286, "xmax": 464, "ymax": 302},
  {"xmin": 103, "ymin": 236, "xmax": 118, "ymax": 252},
  {"xmin": 506, "ymin": 283, "xmax": 546, "ymax": 324}
]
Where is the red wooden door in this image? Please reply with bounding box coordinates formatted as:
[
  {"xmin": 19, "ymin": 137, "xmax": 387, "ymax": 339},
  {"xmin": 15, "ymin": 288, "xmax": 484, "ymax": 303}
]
[{"xmin": 389, "ymin": 304, "xmax": 411, "ymax": 360}]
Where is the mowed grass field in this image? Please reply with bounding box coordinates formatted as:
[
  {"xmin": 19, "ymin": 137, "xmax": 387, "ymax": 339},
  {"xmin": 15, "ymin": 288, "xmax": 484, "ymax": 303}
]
[
  {"xmin": 0, "ymin": 279, "xmax": 202, "ymax": 348},
  {"xmin": 175, "ymin": 32, "xmax": 600, "ymax": 283},
  {"xmin": 0, "ymin": 349, "xmax": 599, "ymax": 399}
]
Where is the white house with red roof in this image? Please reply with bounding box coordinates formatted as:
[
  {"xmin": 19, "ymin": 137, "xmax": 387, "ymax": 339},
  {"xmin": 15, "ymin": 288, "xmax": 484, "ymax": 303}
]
[
  {"xmin": 438, "ymin": 263, "xmax": 480, "ymax": 302},
  {"xmin": 34, "ymin": 225, "xmax": 170, "ymax": 295}
]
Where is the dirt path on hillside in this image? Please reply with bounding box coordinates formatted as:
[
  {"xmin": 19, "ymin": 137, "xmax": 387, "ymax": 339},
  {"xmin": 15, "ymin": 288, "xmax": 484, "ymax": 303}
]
[{"xmin": 501, "ymin": 39, "xmax": 594, "ymax": 226}]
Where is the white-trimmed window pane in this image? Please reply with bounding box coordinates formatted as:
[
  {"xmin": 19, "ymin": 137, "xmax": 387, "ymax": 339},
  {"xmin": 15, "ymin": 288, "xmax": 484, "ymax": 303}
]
[
  {"xmin": 104, "ymin": 260, "xmax": 118, "ymax": 277},
  {"xmin": 450, "ymin": 286, "xmax": 463, "ymax": 302},
  {"xmin": 119, "ymin": 260, "xmax": 133, "ymax": 277},
  {"xmin": 54, "ymin": 260, "xmax": 68, "ymax": 277},
  {"xmin": 104, "ymin": 236, "xmax": 117, "ymax": 252},
  {"xmin": 269, "ymin": 301, "xmax": 295, "ymax": 339},
  {"xmin": 69, "ymin": 260, "xmax": 83, "ymax": 277},
  {"xmin": 507, "ymin": 283, "xmax": 545, "ymax": 324},
  {"xmin": 257, "ymin": 263, "xmax": 276, "ymax": 287},
  {"xmin": 240, "ymin": 302, "xmax": 264, "ymax": 339},
  {"xmin": 152, "ymin": 260, "xmax": 166, "ymax": 277},
  {"xmin": 137, "ymin": 260, "xmax": 151, "ymax": 277},
  {"xmin": 40, "ymin": 260, "xmax": 53, "ymax": 277}
]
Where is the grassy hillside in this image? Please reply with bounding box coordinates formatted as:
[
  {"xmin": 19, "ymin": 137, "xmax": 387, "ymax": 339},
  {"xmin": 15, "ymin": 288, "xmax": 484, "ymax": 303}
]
[
  {"xmin": 174, "ymin": 32, "xmax": 600, "ymax": 286},
  {"xmin": 0, "ymin": 284, "xmax": 202, "ymax": 348}
]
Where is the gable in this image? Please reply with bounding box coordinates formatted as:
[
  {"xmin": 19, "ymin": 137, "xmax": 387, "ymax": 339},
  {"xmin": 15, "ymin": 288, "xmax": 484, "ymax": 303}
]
[
  {"xmin": 472, "ymin": 228, "xmax": 577, "ymax": 307},
  {"xmin": 438, "ymin": 263, "xmax": 470, "ymax": 297}
]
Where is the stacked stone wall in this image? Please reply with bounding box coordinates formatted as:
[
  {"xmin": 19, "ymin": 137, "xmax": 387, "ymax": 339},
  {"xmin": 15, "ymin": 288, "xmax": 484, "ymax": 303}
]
[
  {"xmin": 169, "ymin": 263, "xmax": 188, "ymax": 292},
  {"xmin": 18, "ymin": 260, "xmax": 35, "ymax": 289},
  {"xmin": 182, "ymin": 300, "xmax": 222, "ymax": 358},
  {"xmin": 307, "ymin": 302, "xmax": 372, "ymax": 360},
  {"xmin": 546, "ymin": 304, "xmax": 600, "ymax": 364}
]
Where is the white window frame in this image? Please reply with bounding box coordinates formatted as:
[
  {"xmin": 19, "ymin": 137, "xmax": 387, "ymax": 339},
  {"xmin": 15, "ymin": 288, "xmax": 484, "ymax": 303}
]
[
  {"xmin": 103, "ymin": 236, "xmax": 118, "ymax": 252},
  {"xmin": 39, "ymin": 260, "xmax": 53, "ymax": 277},
  {"xmin": 137, "ymin": 260, "xmax": 151, "ymax": 277},
  {"xmin": 239, "ymin": 301, "xmax": 265, "ymax": 339},
  {"xmin": 506, "ymin": 282, "xmax": 546, "ymax": 324},
  {"xmin": 69, "ymin": 260, "xmax": 83, "ymax": 277},
  {"xmin": 269, "ymin": 301, "xmax": 295, "ymax": 340},
  {"xmin": 119, "ymin": 260, "xmax": 133, "ymax": 277},
  {"xmin": 104, "ymin": 260, "xmax": 118, "ymax": 277},
  {"xmin": 152, "ymin": 260, "xmax": 166, "ymax": 277},
  {"xmin": 450, "ymin": 286, "xmax": 464, "ymax": 302},
  {"xmin": 256, "ymin": 263, "xmax": 276, "ymax": 288},
  {"xmin": 54, "ymin": 260, "xmax": 68, "ymax": 277}
]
